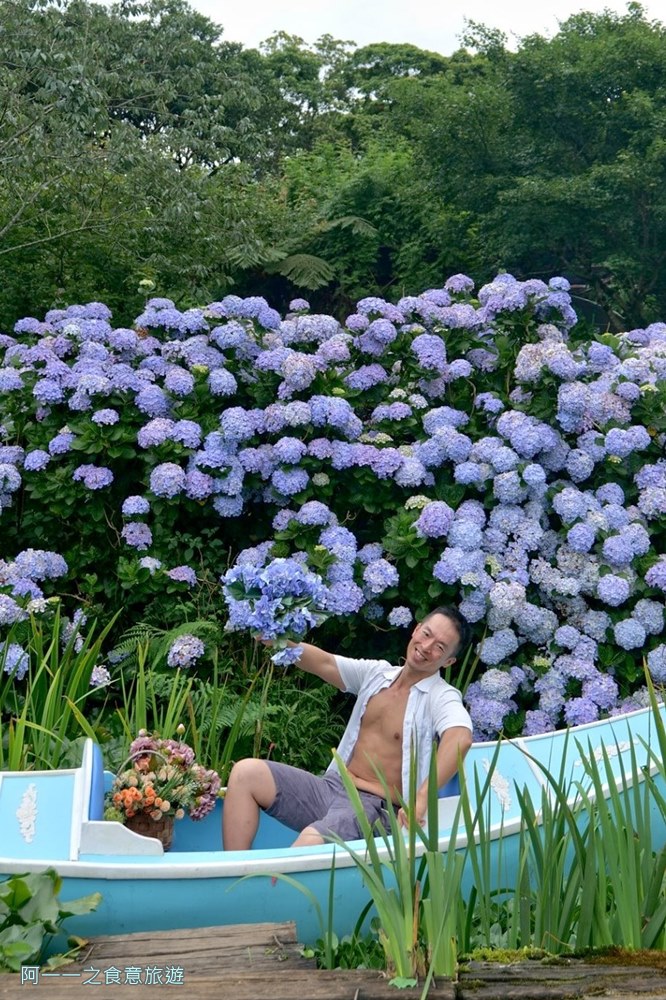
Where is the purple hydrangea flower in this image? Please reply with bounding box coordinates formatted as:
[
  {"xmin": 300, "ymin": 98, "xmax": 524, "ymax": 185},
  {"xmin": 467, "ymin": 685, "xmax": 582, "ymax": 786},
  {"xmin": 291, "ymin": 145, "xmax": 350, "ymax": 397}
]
[
  {"xmin": 91, "ymin": 408, "xmax": 119, "ymax": 425},
  {"xmin": 167, "ymin": 634, "xmax": 205, "ymax": 668},
  {"xmin": 167, "ymin": 565, "xmax": 197, "ymax": 586},
  {"xmin": 414, "ymin": 501, "xmax": 455, "ymax": 539},
  {"xmin": 121, "ymin": 522, "xmax": 153, "ymax": 550}
]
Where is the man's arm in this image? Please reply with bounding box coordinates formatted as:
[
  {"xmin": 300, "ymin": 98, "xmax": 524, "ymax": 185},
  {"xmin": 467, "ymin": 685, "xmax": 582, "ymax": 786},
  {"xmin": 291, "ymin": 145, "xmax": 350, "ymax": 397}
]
[
  {"xmin": 286, "ymin": 640, "xmax": 346, "ymax": 691},
  {"xmin": 398, "ymin": 726, "xmax": 473, "ymax": 828}
]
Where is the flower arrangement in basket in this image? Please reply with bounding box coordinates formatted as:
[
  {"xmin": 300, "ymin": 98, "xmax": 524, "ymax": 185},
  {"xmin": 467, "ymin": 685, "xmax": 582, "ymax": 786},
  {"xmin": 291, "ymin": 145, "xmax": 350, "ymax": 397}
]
[
  {"xmin": 104, "ymin": 729, "xmax": 221, "ymax": 849},
  {"xmin": 221, "ymin": 556, "xmax": 330, "ymax": 667}
]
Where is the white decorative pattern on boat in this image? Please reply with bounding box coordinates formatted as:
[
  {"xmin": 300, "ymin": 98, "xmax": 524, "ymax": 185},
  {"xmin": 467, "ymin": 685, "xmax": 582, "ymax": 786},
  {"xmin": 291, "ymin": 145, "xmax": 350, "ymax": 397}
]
[
  {"xmin": 481, "ymin": 759, "xmax": 511, "ymax": 811},
  {"xmin": 573, "ymin": 740, "xmax": 638, "ymax": 767},
  {"xmin": 16, "ymin": 783, "xmax": 37, "ymax": 843}
]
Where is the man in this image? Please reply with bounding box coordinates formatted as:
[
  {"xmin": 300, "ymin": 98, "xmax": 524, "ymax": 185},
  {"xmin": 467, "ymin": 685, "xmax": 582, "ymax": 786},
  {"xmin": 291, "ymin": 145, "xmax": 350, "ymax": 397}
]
[{"xmin": 223, "ymin": 606, "xmax": 473, "ymax": 849}]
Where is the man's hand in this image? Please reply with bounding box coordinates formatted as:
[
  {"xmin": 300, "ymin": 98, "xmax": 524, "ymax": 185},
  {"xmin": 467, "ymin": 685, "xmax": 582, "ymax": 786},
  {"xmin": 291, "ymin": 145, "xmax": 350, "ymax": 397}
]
[{"xmin": 397, "ymin": 789, "xmax": 428, "ymax": 829}]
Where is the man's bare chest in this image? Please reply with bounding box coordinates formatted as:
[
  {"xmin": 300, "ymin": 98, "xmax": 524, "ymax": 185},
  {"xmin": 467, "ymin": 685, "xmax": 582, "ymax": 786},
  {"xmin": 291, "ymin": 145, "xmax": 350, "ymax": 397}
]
[{"xmin": 360, "ymin": 685, "xmax": 409, "ymax": 744}]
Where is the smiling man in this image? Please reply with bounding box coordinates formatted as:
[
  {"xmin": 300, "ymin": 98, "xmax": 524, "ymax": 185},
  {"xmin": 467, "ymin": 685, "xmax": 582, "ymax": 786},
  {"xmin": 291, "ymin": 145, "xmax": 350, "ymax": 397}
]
[{"xmin": 223, "ymin": 606, "xmax": 473, "ymax": 850}]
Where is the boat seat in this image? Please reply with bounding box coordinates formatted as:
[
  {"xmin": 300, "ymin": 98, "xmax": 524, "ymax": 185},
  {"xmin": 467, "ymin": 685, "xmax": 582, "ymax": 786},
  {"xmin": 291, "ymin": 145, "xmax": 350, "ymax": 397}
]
[{"xmin": 87, "ymin": 741, "xmax": 105, "ymax": 821}]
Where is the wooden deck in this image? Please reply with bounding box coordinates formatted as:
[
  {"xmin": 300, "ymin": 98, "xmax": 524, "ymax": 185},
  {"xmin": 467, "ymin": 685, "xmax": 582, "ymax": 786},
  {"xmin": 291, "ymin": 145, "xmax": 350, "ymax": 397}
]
[{"xmin": 1, "ymin": 923, "xmax": 665, "ymax": 999}]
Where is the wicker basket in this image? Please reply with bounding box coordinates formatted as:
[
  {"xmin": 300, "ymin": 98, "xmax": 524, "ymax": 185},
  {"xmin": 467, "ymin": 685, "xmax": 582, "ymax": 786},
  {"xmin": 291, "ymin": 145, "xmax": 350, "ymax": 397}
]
[{"xmin": 124, "ymin": 811, "xmax": 174, "ymax": 850}]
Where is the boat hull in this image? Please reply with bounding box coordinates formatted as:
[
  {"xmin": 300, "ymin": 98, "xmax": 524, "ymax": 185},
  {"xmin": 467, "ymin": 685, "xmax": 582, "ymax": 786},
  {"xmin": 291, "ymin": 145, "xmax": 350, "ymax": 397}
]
[{"xmin": 2, "ymin": 702, "xmax": 665, "ymax": 944}]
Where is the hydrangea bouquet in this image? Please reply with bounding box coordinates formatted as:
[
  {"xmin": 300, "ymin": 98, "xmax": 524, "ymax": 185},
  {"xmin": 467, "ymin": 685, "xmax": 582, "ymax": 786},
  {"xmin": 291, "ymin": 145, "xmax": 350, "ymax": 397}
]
[
  {"xmin": 105, "ymin": 730, "xmax": 221, "ymax": 826},
  {"xmin": 221, "ymin": 556, "xmax": 330, "ymax": 666}
]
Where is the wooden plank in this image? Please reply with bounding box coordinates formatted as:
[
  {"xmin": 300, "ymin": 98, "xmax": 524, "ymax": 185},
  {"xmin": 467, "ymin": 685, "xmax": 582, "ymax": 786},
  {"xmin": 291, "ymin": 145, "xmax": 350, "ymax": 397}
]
[
  {"xmin": 56, "ymin": 921, "xmax": 308, "ymax": 973},
  {"xmin": 457, "ymin": 960, "xmax": 666, "ymax": 1000},
  {"xmin": 3, "ymin": 926, "xmax": 665, "ymax": 1000},
  {"xmin": 0, "ymin": 969, "xmax": 455, "ymax": 999}
]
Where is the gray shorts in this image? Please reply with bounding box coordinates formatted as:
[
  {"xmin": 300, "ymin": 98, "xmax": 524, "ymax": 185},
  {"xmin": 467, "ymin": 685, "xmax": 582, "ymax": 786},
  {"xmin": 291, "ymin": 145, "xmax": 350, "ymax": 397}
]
[{"xmin": 264, "ymin": 761, "xmax": 394, "ymax": 841}]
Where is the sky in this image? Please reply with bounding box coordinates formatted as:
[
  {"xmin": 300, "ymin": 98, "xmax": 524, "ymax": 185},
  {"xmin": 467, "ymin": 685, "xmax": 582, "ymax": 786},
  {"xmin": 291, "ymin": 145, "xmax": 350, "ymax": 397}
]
[{"xmin": 190, "ymin": 0, "xmax": 663, "ymax": 53}]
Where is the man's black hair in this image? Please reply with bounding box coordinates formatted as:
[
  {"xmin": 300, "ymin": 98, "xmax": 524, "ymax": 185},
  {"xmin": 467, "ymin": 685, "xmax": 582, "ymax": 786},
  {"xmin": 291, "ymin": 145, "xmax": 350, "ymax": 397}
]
[{"xmin": 421, "ymin": 605, "xmax": 471, "ymax": 658}]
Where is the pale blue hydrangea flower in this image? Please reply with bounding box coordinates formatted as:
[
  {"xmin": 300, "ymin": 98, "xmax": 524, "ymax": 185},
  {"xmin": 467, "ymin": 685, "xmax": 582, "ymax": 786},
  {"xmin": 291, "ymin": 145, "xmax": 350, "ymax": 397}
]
[
  {"xmin": 388, "ymin": 606, "xmax": 413, "ymax": 627},
  {"xmin": 122, "ymin": 495, "xmax": 150, "ymax": 516},
  {"xmin": 363, "ymin": 559, "xmax": 399, "ymax": 595},
  {"xmin": 645, "ymin": 558, "xmax": 666, "ymax": 593},
  {"xmin": 90, "ymin": 664, "xmax": 111, "ymax": 687},
  {"xmin": 597, "ymin": 574, "xmax": 631, "ymax": 606}
]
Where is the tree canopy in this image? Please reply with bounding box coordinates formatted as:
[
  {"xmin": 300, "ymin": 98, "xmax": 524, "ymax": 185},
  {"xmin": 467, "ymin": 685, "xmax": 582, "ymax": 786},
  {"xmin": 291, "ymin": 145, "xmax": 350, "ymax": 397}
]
[{"xmin": 1, "ymin": 0, "xmax": 664, "ymax": 328}]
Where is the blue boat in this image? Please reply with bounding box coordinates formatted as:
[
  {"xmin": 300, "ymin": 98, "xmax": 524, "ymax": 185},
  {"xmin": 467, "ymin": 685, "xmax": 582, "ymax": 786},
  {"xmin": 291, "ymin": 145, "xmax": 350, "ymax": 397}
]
[{"xmin": 1, "ymin": 702, "xmax": 665, "ymax": 944}]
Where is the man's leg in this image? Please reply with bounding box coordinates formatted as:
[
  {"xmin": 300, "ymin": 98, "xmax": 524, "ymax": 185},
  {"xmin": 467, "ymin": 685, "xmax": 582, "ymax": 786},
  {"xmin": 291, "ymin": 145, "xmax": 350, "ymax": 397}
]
[{"xmin": 223, "ymin": 758, "xmax": 277, "ymax": 850}]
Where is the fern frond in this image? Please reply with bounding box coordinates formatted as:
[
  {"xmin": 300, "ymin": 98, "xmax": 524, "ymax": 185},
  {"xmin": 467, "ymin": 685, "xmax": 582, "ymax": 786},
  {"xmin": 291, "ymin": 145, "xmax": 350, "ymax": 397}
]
[{"xmin": 271, "ymin": 253, "xmax": 335, "ymax": 288}]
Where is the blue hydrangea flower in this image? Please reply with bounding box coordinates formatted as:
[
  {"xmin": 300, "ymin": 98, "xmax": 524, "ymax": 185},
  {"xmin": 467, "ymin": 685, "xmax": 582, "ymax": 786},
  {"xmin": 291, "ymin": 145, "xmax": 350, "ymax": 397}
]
[
  {"xmin": 0, "ymin": 594, "xmax": 26, "ymax": 625},
  {"xmin": 72, "ymin": 464, "xmax": 113, "ymax": 490},
  {"xmin": 273, "ymin": 437, "xmax": 307, "ymax": 464},
  {"xmin": 23, "ymin": 449, "xmax": 51, "ymax": 471},
  {"xmin": 208, "ymin": 368, "xmax": 238, "ymax": 396},
  {"xmin": 150, "ymin": 463, "xmax": 186, "ymax": 498},
  {"xmin": 1, "ymin": 641, "xmax": 29, "ymax": 680},
  {"xmin": 185, "ymin": 469, "xmax": 214, "ymax": 500},
  {"xmin": 293, "ymin": 501, "xmax": 336, "ymax": 527},
  {"xmin": 411, "ymin": 333, "xmax": 447, "ymax": 372},
  {"xmin": 271, "ymin": 467, "xmax": 309, "ymax": 496},
  {"xmin": 647, "ymin": 644, "xmax": 666, "ymax": 683},
  {"xmin": 325, "ymin": 581, "xmax": 365, "ymax": 615},
  {"xmin": 478, "ymin": 628, "xmax": 519, "ymax": 666},
  {"xmin": 564, "ymin": 697, "xmax": 599, "ymax": 726},
  {"xmin": 567, "ymin": 522, "xmax": 596, "ymax": 553}
]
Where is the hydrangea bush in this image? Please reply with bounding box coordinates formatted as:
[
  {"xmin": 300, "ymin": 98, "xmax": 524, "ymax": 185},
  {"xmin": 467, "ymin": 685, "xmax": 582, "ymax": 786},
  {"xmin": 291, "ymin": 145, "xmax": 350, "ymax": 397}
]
[{"xmin": 2, "ymin": 275, "xmax": 666, "ymax": 738}]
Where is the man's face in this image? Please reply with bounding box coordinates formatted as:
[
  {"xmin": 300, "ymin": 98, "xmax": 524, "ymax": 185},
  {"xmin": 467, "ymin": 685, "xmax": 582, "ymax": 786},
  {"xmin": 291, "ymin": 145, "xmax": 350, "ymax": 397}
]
[{"xmin": 405, "ymin": 614, "xmax": 459, "ymax": 675}]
